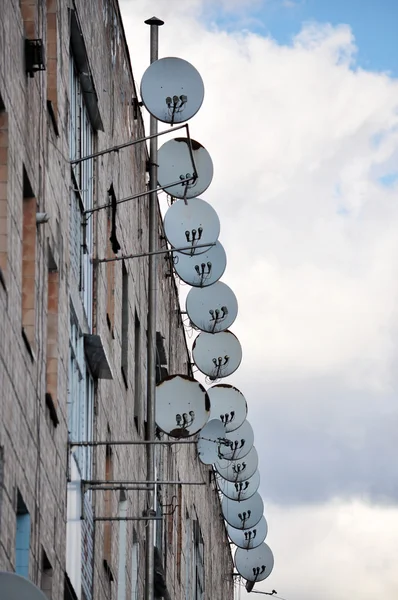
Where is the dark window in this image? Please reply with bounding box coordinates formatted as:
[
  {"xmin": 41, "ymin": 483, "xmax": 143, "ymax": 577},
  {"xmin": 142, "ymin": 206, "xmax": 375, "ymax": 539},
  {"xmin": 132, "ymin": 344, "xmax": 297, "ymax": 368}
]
[
  {"xmin": 121, "ymin": 263, "xmax": 129, "ymax": 386},
  {"xmin": 15, "ymin": 491, "xmax": 30, "ymax": 577},
  {"xmin": 41, "ymin": 548, "xmax": 53, "ymax": 599},
  {"xmin": 134, "ymin": 311, "xmax": 141, "ymax": 430}
]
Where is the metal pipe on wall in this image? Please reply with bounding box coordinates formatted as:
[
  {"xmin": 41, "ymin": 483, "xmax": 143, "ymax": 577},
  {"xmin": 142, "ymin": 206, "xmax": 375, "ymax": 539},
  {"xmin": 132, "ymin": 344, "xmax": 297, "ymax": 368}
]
[{"xmin": 144, "ymin": 16, "xmax": 164, "ymax": 600}]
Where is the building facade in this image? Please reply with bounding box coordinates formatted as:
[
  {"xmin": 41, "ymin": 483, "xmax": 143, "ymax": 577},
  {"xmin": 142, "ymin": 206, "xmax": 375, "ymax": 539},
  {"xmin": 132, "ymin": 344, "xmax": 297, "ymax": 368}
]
[{"xmin": 0, "ymin": 1, "xmax": 234, "ymax": 599}]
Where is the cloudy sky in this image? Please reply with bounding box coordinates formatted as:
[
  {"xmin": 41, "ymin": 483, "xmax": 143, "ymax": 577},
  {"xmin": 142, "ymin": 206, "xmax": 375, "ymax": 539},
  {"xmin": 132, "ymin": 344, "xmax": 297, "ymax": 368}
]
[{"xmin": 119, "ymin": 1, "xmax": 398, "ymax": 598}]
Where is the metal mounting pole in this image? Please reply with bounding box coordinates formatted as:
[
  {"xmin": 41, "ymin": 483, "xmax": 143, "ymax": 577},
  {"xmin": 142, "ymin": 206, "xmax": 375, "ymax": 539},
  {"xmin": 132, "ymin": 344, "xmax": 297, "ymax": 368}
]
[{"xmin": 144, "ymin": 15, "xmax": 164, "ymax": 600}]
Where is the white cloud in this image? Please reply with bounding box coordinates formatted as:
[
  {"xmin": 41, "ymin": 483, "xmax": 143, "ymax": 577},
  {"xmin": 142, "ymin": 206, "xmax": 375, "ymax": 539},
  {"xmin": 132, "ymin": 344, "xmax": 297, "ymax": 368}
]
[
  {"xmin": 120, "ymin": 8, "xmax": 398, "ymax": 390},
  {"xmin": 119, "ymin": 1, "xmax": 398, "ymax": 597},
  {"xmin": 237, "ymin": 499, "xmax": 398, "ymax": 600}
]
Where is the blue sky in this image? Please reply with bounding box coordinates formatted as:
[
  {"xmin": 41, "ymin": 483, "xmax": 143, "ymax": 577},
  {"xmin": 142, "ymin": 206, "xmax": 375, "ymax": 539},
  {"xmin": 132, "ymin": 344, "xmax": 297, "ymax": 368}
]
[{"xmin": 204, "ymin": 0, "xmax": 398, "ymax": 76}]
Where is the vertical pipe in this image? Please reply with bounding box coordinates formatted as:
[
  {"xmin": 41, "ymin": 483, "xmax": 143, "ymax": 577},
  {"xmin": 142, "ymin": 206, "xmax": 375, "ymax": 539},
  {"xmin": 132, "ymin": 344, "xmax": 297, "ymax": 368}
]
[
  {"xmin": 117, "ymin": 495, "xmax": 128, "ymax": 600},
  {"xmin": 144, "ymin": 16, "xmax": 164, "ymax": 600}
]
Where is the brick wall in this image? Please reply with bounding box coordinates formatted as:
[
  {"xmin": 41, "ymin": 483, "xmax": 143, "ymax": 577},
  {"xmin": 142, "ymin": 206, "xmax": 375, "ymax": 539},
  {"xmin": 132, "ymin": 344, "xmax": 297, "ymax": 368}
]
[
  {"xmin": 0, "ymin": 108, "xmax": 8, "ymax": 275},
  {"xmin": 0, "ymin": 2, "xmax": 234, "ymax": 600}
]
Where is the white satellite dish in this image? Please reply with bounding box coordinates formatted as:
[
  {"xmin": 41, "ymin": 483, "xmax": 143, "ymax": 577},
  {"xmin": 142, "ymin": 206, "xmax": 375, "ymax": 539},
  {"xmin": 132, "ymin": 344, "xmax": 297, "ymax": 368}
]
[
  {"xmin": 186, "ymin": 282, "xmax": 238, "ymax": 333},
  {"xmin": 227, "ymin": 516, "xmax": 268, "ymax": 550},
  {"xmin": 208, "ymin": 384, "xmax": 247, "ymax": 432},
  {"xmin": 158, "ymin": 138, "xmax": 213, "ymax": 199},
  {"xmin": 215, "ymin": 446, "xmax": 258, "ymax": 482},
  {"xmin": 173, "ymin": 241, "xmax": 227, "ymax": 288},
  {"xmin": 217, "ymin": 420, "xmax": 254, "ymax": 461},
  {"xmin": 0, "ymin": 572, "xmax": 48, "ymax": 600},
  {"xmin": 217, "ymin": 470, "xmax": 260, "ymax": 501},
  {"xmin": 234, "ymin": 543, "xmax": 275, "ymax": 582},
  {"xmin": 192, "ymin": 330, "xmax": 242, "ymax": 380},
  {"xmin": 140, "ymin": 57, "xmax": 204, "ymax": 124},
  {"xmin": 221, "ymin": 492, "xmax": 264, "ymax": 530},
  {"xmin": 163, "ymin": 198, "xmax": 220, "ymax": 256},
  {"xmin": 197, "ymin": 419, "xmax": 226, "ymax": 465},
  {"xmin": 156, "ymin": 374, "xmax": 210, "ymax": 437}
]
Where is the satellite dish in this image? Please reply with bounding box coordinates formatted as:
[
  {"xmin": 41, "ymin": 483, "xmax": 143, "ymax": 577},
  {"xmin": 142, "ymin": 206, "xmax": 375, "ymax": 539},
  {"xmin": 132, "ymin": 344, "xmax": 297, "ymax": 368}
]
[
  {"xmin": 234, "ymin": 543, "xmax": 275, "ymax": 582},
  {"xmin": 164, "ymin": 198, "xmax": 220, "ymax": 256},
  {"xmin": 0, "ymin": 572, "xmax": 48, "ymax": 600},
  {"xmin": 217, "ymin": 420, "xmax": 254, "ymax": 461},
  {"xmin": 186, "ymin": 282, "xmax": 238, "ymax": 333},
  {"xmin": 215, "ymin": 446, "xmax": 258, "ymax": 482},
  {"xmin": 221, "ymin": 492, "xmax": 264, "ymax": 530},
  {"xmin": 158, "ymin": 138, "xmax": 213, "ymax": 199},
  {"xmin": 192, "ymin": 330, "xmax": 242, "ymax": 380},
  {"xmin": 197, "ymin": 419, "xmax": 226, "ymax": 465},
  {"xmin": 156, "ymin": 374, "xmax": 210, "ymax": 437},
  {"xmin": 173, "ymin": 241, "xmax": 226, "ymax": 288},
  {"xmin": 217, "ymin": 470, "xmax": 260, "ymax": 501},
  {"xmin": 140, "ymin": 57, "xmax": 204, "ymax": 124},
  {"xmin": 208, "ymin": 384, "xmax": 247, "ymax": 432},
  {"xmin": 227, "ymin": 516, "xmax": 268, "ymax": 550}
]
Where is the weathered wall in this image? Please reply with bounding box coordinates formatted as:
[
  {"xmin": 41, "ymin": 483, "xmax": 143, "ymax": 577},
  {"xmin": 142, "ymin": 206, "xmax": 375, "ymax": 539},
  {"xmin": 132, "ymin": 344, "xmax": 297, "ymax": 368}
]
[{"xmin": 0, "ymin": 1, "xmax": 70, "ymax": 598}]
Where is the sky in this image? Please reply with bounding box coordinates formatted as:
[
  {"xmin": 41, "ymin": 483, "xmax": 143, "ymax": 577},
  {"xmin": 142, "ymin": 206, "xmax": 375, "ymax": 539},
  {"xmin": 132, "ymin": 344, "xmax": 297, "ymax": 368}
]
[{"xmin": 119, "ymin": 1, "xmax": 398, "ymax": 599}]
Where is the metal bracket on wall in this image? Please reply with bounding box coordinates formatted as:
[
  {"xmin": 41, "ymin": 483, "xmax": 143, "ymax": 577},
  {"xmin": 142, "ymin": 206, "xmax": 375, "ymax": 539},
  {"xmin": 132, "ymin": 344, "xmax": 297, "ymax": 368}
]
[
  {"xmin": 94, "ymin": 242, "xmax": 215, "ymax": 264},
  {"xmin": 82, "ymin": 480, "xmax": 206, "ymax": 489},
  {"xmin": 83, "ymin": 172, "xmax": 197, "ymax": 216},
  {"xmin": 70, "ymin": 122, "xmax": 190, "ymax": 166},
  {"xmin": 68, "ymin": 439, "xmax": 197, "ymax": 447},
  {"xmin": 94, "ymin": 516, "xmax": 163, "ymax": 522}
]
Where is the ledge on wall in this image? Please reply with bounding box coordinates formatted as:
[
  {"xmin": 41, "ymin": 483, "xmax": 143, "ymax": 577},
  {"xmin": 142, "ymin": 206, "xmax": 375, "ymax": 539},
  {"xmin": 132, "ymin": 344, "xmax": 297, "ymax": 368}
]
[{"xmin": 84, "ymin": 334, "xmax": 113, "ymax": 380}]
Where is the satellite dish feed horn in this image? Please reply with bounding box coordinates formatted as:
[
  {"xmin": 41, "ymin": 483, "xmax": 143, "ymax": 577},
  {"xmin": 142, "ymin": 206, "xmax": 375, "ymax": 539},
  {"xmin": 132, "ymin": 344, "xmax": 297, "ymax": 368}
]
[
  {"xmin": 234, "ymin": 543, "xmax": 275, "ymax": 582},
  {"xmin": 207, "ymin": 384, "xmax": 247, "ymax": 432},
  {"xmin": 156, "ymin": 374, "xmax": 210, "ymax": 438},
  {"xmin": 164, "ymin": 198, "xmax": 220, "ymax": 257},
  {"xmin": 158, "ymin": 138, "xmax": 213, "ymax": 200},
  {"xmin": 140, "ymin": 57, "xmax": 205, "ymax": 124}
]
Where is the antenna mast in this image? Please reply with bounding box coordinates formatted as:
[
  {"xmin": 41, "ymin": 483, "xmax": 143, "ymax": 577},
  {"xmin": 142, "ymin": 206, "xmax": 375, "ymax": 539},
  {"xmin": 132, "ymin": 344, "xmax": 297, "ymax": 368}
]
[{"xmin": 144, "ymin": 15, "xmax": 164, "ymax": 600}]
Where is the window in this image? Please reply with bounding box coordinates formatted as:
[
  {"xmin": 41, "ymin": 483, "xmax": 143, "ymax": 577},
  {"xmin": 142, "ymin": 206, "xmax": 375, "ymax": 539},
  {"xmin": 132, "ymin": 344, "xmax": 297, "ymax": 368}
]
[
  {"xmin": 46, "ymin": 0, "xmax": 59, "ymax": 132},
  {"xmin": 131, "ymin": 532, "xmax": 139, "ymax": 600},
  {"xmin": 46, "ymin": 249, "xmax": 59, "ymax": 424},
  {"xmin": 106, "ymin": 197, "xmax": 116, "ymax": 334},
  {"xmin": 155, "ymin": 332, "xmax": 168, "ymax": 384},
  {"xmin": 15, "ymin": 491, "xmax": 30, "ymax": 578},
  {"xmin": 0, "ymin": 447, "xmax": 4, "ymax": 538},
  {"xmin": 193, "ymin": 520, "xmax": 204, "ymax": 600},
  {"xmin": 103, "ymin": 444, "xmax": 113, "ymax": 565},
  {"xmin": 134, "ymin": 311, "xmax": 141, "ymax": 429},
  {"xmin": 155, "ymin": 487, "xmax": 164, "ymax": 558},
  {"xmin": 22, "ymin": 168, "xmax": 37, "ymax": 352},
  {"xmin": 117, "ymin": 494, "xmax": 128, "ymax": 598},
  {"xmin": 176, "ymin": 485, "xmax": 182, "ymax": 583},
  {"xmin": 68, "ymin": 314, "xmax": 94, "ymax": 480},
  {"xmin": 69, "ymin": 53, "xmax": 94, "ymax": 329},
  {"xmin": 185, "ymin": 510, "xmax": 191, "ymax": 600},
  {"xmin": 0, "ymin": 95, "xmax": 8, "ymax": 280},
  {"xmin": 184, "ymin": 513, "xmax": 204, "ymax": 600},
  {"xmin": 121, "ymin": 263, "xmax": 129, "ymax": 386},
  {"xmin": 67, "ymin": 313, "xmax": 95, "ymax": 600},
  {"xmin": 40, "ymin": 548, "xmax": 53, "ymax": 599},
  {"xmin": 64, "ymin": 574, "xmax": 77, "ymax": 600}
]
